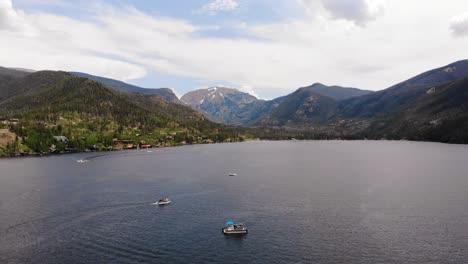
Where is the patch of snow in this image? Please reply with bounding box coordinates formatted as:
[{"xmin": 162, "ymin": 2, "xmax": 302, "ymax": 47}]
[
  {"xmin": 200, "ymin": 99, "xmax": 205, "ymax": 104},
  {"xmin": 211, "ymin": 94, "xmax": 215, "ymax": 100},
  {"xmin": 219, "ymin": 92, "xmax": 224, "ymax": 98},
  {"xmin": 426, "ymin": 87, "xmax": 436, "ymax": 94},
  {"xmin": 208, "ymin": 87, "xmax": 217, "ymax": 92},
  {"xmin": 443, "ymin": 67, "xmax": 456, "ymax": 73},
  {"xmin": 430, "ymin": 119, "xmax": 442, "ymax": 127}
]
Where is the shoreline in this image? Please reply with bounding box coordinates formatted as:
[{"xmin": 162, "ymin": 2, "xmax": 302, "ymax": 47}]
[{"xmin": 2, "ymin": 138, "xmax": 468, "ymax": 160}]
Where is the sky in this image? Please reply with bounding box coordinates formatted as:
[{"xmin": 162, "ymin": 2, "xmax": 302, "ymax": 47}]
[{"xmin": 1, "ymin": 0, "xmax": 468, "ymax": 99}]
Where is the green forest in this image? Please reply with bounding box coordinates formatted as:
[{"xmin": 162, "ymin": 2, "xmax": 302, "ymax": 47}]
[{"xmin": 0, "ymin": 76, "xmax": 249, "ymax": 157}]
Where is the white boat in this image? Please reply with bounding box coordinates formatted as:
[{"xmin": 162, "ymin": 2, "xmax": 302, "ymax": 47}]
[
  {"xmin": 222, "ymin": 221, "xmax": 248, "ymax": 234},
  {"xmin": 228, "ymin": 173, "xmax": 237, "ymax": 176},
  {"xmin": 156, "ymin": 198, "xmax": 171, "ymax": 205}
]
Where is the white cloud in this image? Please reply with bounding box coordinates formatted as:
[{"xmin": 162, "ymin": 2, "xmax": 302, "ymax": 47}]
[
  {"xmin": 0, "ymin": 0, "xmax": 24, "ymax": 30},
  {"xmin": 239, "ymin": 85, "xmax": 260, "ymax": 99},
  {"xmin": 0, "ymin": 1, "xmax": 146, "ymax": 81},
  {"xmin": 2, "ymin": 0, "xmax": 468, "ymax": 99},
  {"xmin": 450, "ymin": 12, "xmax": 468, "ymax": 37},
  {"xmin": 200, "ymin": 0, "xmax": 239, "ymax": 14},
  {"xmin": 299, "ymin": 0, "xmax": 386, "ymax": 26}
]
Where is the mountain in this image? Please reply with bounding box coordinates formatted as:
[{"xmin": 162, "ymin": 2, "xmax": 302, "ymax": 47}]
[
  {"xmin": 0, "ymin": 73, "xmax": 198, "ymax": 124},
  {"xmin": 301, "ymin": 83, "xmax": 372, "ymax": 101},
  {"xmin": 0, "ymin": 67, "xmax": 32, "ymax": 92},
  {"xmin": 337, "ymin": 60, "xmax": 468, "ymax": 118},
  {"xmin": 328, "ymin": 76, "xmax": 468, "ymax": 143},
  {"xmin": 400, "ymin": 77, "xmax": 468, "ymax": 142},
  {"xmin": 70, "ymin": 72, "xmax": 181, "ymax": 104},
  {"xmin": 0, "ymin": 67, "xmax": 32, "ymax": 78},
  {"xmin": 249, "ymin": 60, "xmax": 468, "ymax": 143},
  {"xmin": 251, "ymin": 60, "xmax": 468, "ymax": 133},
  {"xmin": 181, "ymin": 87, "xmax": 259, "ymax": 125},
  {"xmin": 0, "ymin": 70, "xmax": 69, "ymax": 102},
  {"xmin": 8, "ymin": 68, "xmax": 36, "ymax": 73},
  {"xmin": 1, "ymin": 59, "xmax": 468, "ymax": 152},
  {"xmin": 181, "ymin": 84, "xmax": 370, "ymax": 126},
  {"xmin": 250, "ymin": 87, "xmax": 338, "ymax": 127},
  {"xmin": 0, "ymin": 71, "xmax": 248, "ymax": 156},
  {"xmin": 250, "ymin": 83, "xmax": 371, "ymax": 127}
]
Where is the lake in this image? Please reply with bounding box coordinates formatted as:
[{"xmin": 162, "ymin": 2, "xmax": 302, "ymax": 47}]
[{"xmin": 1, "ymin": 141, "xmax": 468, "ymax": 263}]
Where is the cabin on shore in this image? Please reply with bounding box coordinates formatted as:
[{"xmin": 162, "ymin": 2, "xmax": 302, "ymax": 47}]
[{"xmin": 53, "ymin": 136, "xmax": 69, "ymax": 144}]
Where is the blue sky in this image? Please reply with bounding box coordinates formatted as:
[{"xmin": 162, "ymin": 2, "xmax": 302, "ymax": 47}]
[
  {"xmin": 13, "ymin": 0, "xmax": 296, "ymax": 25},
  {"xmin": 3, "ymin": 0, "xmax": 468, "ymax": 99}
]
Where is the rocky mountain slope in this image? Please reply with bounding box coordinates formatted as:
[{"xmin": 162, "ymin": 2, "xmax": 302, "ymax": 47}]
[
  {"xmin": 181, "ymin": 84, "xmax": 370, "ymax": 126},
  {"xmin": 251, "ymin": 88, "xmax": 338, "ymax": 126},
  {"xmin": 181, "ymin": 87, "xmax": 259, "ymax": 125},
  {"xmin": 249, "ymin": 84, "xmax": 370, "ymax": 126}
]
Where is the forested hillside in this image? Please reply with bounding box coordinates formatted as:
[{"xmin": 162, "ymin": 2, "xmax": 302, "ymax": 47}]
[{"xmin": 0, "ymin": 72, "xmax": 248, "ymax": 156}]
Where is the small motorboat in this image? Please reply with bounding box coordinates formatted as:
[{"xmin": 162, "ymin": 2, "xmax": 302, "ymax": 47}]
[
  {"xmin": 222, "ymin": 221, "xmax": 248, "ymax": 235},
  {"xmin": 228, "ymin": 173, "xmax": 237, "ymax": 176},
  {"xmin": 156, "ymin": 198, "xmax": 171, "ymax": 205}
]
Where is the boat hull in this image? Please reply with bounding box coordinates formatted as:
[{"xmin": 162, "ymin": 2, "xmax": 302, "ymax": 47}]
[{"xmin": 222, "ymin": 229, "xmax": 248, "ymax": 235}]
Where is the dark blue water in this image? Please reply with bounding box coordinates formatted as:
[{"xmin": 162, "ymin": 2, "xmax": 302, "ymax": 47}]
[{"xmin": 1, "ymin": 141, "xmax": 468, "ymax": 263}]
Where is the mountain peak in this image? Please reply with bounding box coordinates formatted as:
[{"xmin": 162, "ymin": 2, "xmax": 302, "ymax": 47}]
[
  {"xmin": 308, "ymin": 82, "xmax": 326, "ymax": 87},
  {"xmin": 182, "ymin": 87, "xmax": 257, "ymax": 105},
  {"xmin": 181, "ymin": 86, "xmax": 259, "ymax": 124},
  {"xmin": 205, "ymin": 86, "xmax": 242, "ymax": 93},
  {"xmin": 299, "ymin": 83, "xmax": 371, "ymax": 101}
]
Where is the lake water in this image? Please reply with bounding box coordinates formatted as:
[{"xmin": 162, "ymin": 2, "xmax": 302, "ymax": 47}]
[{"xmin": 1, "ymin": 141, "xmax": 468, "ymax": 263}]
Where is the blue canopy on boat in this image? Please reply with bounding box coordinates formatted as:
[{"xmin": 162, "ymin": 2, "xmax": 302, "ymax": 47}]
[{"xmin": 225, "ymin": 221, "xmax": 235, "ymax": 225}]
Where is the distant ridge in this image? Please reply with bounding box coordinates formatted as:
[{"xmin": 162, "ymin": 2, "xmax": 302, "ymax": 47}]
[
  {"xmin": 181, "ymin": 84, "xmax": 371, "ymax": 126},
  {"xmin": 71, "ymin": 72, "xmax": 181, "ymax": 104},
  {"xmin": 0, "ymin": 66, "xmax": 32, "ymax": 79},
  {"xmin": 301, "ymin": 83, "xmax": 372, "ymax": 101},
  {"xmin": 9, "ymin": 68, "xmax": 36, "ymax": 73}
]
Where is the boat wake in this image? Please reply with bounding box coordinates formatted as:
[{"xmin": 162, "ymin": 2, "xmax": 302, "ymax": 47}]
[
  {"xmin": 75, "ymin": 150, "xmax": 161, "ymax": 163},
  {"xmin": 1, "ymin": 201, "xmax": 154, "ymax": 234}
]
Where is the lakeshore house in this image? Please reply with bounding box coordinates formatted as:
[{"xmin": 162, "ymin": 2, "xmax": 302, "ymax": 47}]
[
  {"xmin": 53, "ymin": 136, "xmax": 69, "ymax": 144},
  {"xmin": 1, "ymin": 118, "xmax": 20, "ymax": 125}
]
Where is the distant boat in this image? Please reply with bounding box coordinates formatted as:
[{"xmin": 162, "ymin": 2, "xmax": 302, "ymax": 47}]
[
  {"xmin": 156, "ymin": 198, "xmax": 171, "ymax": 205},
  {"xmin": 223, "ymin": 221, "xmax": 247, "ymax": 234},
  {"xmin": 228, "ymin": 173, "xmax": 237, "ymax": 176}
]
